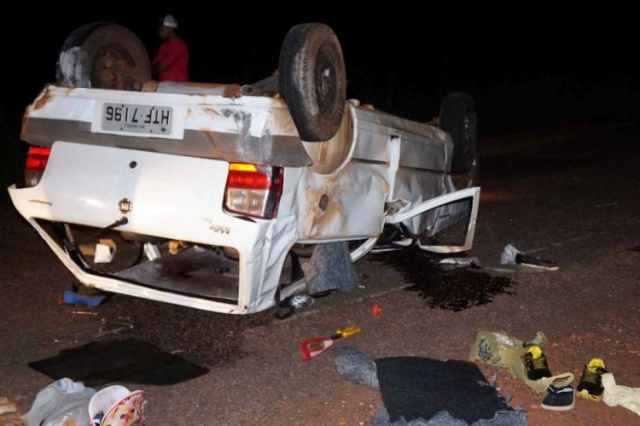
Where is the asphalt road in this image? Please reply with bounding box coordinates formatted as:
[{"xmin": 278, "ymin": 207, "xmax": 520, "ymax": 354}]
[{"xmin": 1, "ymin": 123, "xmax": 639, "ymax": 425}]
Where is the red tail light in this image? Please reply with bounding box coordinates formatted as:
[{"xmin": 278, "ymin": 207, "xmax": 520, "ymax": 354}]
[
  {"xmin": 224, "ymin": 163, "xmax": 283, "ymax": 219},
  {"xmin": 25, "ymin": 146, "xmax": 51, "ymax": 187}
]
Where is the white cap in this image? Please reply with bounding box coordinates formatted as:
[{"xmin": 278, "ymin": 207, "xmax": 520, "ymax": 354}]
[{"xmin": 160, "ymin": 14, "xmax": 178, "ymax": 28}]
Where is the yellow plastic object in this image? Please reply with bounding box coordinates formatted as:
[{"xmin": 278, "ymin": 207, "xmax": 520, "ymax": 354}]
[
  {"xmin": 336, "ymin": 326, "xmax": 361, "ymax": 338},
  {"xmin": 586, "ymin": 358, "xmax": 606, "ymax": 372},
  {"xmin": 527, "ymin": 346, "xmax": 543, "ymax": 359}
]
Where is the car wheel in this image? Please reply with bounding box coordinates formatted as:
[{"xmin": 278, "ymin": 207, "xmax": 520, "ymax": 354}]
[
  {"xmin": 440, "ymin": 92, "xmax": 477, "ymax": 174},
  {"xmin": 278, "ymin": 23, "xmax": 347, "ymax": 142},
  {"xmin": 56, "ymin": 22, "xmax": 151, "ymax": 90}
]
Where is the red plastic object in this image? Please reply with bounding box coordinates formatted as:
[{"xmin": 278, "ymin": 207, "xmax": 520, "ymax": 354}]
[
  {"xmin": 300, "ymin": 337, "xmax": 335, "ymax": 361},
  {"xmin": 372, "ymin": 303, "xmax": 383, "ymax": 316}
]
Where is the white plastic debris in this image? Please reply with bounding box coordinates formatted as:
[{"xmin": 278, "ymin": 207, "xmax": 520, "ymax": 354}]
[
  {"xmin": 603, "ymin": 373, "xmax": 640, "ymax": 416},
  {"xmin": 25, "ymin": 378, "xmax": 96, "ymax": 426},
  {"xmin": 94, "ymin": 239, "xmax": 116, "ymax": 264},
  {"xmin": 437, "ymin": 257, "xmax": 482, "ymax": 270},
  {"xmin": 289, "ymin": 295, "xmax": 315, "ymax": 309}
]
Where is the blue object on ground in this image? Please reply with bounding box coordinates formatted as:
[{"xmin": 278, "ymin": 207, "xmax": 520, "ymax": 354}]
[{"xmin": 63, "ymin": 291, "xmax": 106, "ymax": 307}]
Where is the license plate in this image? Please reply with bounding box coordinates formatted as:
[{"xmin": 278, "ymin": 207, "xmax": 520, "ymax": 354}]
[{"xmin": 101, "ymin": 103, "xmax": 173, "ymax": 135}]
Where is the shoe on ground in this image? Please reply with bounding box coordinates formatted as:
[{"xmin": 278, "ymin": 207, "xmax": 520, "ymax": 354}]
[
  {"xmin": 577, "ymin": 358, "xmax": 608, "ymax": 402},
  {"xmin": 524, "ymin": 345, "xmax": 552, "ymax": 380},
  {"xmin": 541, "ymin": 385, "xmax": 575, "ymax": 411}
]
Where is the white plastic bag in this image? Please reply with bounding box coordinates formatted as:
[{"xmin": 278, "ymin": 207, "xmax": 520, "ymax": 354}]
[{"xmin": 25, "ymin": 378, "xmax": 95, "ymax": 426}]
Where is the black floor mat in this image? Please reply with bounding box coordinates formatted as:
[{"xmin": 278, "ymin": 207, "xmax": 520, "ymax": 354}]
[
  {"xmin": 29, "ymin": 339, "xmax": 209, "ymax": 387},
  {"xmin": 375, "ymin": 357, "xmax": 511, "ymax": 424}
]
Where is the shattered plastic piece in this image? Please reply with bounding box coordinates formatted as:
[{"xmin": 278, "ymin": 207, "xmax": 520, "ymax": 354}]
[
  {"xmin": 94, "ymin": 239, "xmax": 116, "ymax": 264},
  {"xmin": 63, "ymin": 291, "xmax": 106, "ymax": 307},
  {"xmin": 372, "ymin": 303, "xmax": 383, "ymax": 316},
  {"xmin": 437, "ymin": 257, "xmax": 482, "ymax": 270},
  {"xmin": 143, "ymin": 243, "xmax": 162, "ymax": 261},
  {"xmin": 288, "ymin": 295, "xmax": 315, "ymax": 309},
  {"xmin": 602, "ymin": 373, "xmax": 640, "ymax": 416},
  {"xmin": 25, "ymin": 378, "xmax": 96, "ymax": 426},
  {"xmin": 72, "ymin": 310, "xmax": 98, "ymax": 316},
  {"xmin": 500, "ymin": 245, "xmax": 558, "ymax": 271},
  {"xmin": 470, "ymin": 331, "xmax": 573, "ymax": 394}
]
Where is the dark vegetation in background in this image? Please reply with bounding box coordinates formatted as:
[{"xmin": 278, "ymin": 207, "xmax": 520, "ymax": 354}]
[{"xmin": 1, "ymin": 9, "xmax": 638, "ymax": 184}]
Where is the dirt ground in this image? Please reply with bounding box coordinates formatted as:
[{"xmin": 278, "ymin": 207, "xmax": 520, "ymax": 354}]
[{"xmin": 1, "ymin": 123, "xmax": 639, "ymax": 425}]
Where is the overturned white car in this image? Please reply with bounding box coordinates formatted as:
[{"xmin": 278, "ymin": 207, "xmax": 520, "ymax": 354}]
[{"xmin": 9, "ymin": 23, "xmax": 479, "ymax": 314}]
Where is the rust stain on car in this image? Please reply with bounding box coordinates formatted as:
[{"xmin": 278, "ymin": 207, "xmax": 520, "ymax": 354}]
[
  {"xmin": 33, "ymin": 88, "xmax": 54, "ymax": 111},
  {"xmin": 312, "ymin": 201, "xmax": 343, "ymax": 230}
]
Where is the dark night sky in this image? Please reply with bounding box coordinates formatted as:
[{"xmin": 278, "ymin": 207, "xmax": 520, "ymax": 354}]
[{"xmin": 2, "ymin": 6, "xmax": 639, "ymax": 134}]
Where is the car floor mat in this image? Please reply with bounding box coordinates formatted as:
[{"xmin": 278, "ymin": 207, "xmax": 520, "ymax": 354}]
[{"xmin": 28, "ymin": 339, "xmax": 209, "ymax": 387}]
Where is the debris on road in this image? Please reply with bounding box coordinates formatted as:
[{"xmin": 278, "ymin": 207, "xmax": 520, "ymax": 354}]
[
  {"xmin": 436, "ymin": 257, "xmax": 482, "ymax": 271},
  {"xmin": 62, "ymin": 291, "xmax": 106, "ymax": 307},
  {"xmin": 28, "ymin": 339, "xmax": 209, "ymax": 386},
  {"xmin": 72, "ymin": 310, "xmax": 99, "ymax": 316},
  {"xmin": 0, "ymin": 397, "xmax": 24, "ymax": 426},
  {"xmin": 88, "ymin": 385, "xmax": 146, "ymax": 426},
  {"xmin": 300, "ymin": 326, "xmax": 362, "ymax": 361},
  {"xmin": 288, "ymin": 295, "xmax": 315, "ymax": 309},
  {"xmin": 501, "ymin": 244, "xmax": 559, "ymax": 272},
  {"xmin": 602, "ymin": 373, "xmax": 640, "ymax": 416},
  {"xmin": 24, "ymin": 378, "xmax": 95, "ymax": 426},
  {"xmin": 469, "ymin": 331, "xmax": 574, "ymax": 394},
  {"xmin": 334, "ymin": 346, "xmax": 527, "ymax": 426},
  {"xmin": 95, "ymin": 317, "xmax": 134, "ymax": 338},
  {"xmin": 372, "ymin": 303, "xmax": 383, "ymax": 317}
]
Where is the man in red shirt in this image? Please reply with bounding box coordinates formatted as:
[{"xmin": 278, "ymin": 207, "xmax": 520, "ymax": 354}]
[{"xmin": 153, "ymin": 14, "xmax": 189, "ymax": 82}]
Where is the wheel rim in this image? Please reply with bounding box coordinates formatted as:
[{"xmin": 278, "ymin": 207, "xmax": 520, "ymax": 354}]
[
  {"xmin": 90, "ymin": 45, "xmax": 136, "ymax": 89},
  {"xmin": 314, "ymin": 42, "xmax": 338, "ymax": 114}
]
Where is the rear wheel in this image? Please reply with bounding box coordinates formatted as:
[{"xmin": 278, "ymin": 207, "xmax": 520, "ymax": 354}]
[
  {"xmin": 56, "ymin": 22, "xmax": 151, "ymax": 90},
  {"xmin": 278, "ymin": 23, "xmax": 346, "ymax": 141}
]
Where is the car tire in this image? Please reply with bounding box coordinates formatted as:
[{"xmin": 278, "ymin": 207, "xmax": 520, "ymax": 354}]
[
  {"xmin": 56, "ymin": 22, "xmax": 151, "ymax": 90},
  {"xmin": 440, "ymin": 92, "xmax": 477, "ymax": 174},
  {"xmin": 278, "ymin": 23, "xmax": 347, "ymax": 142}
]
